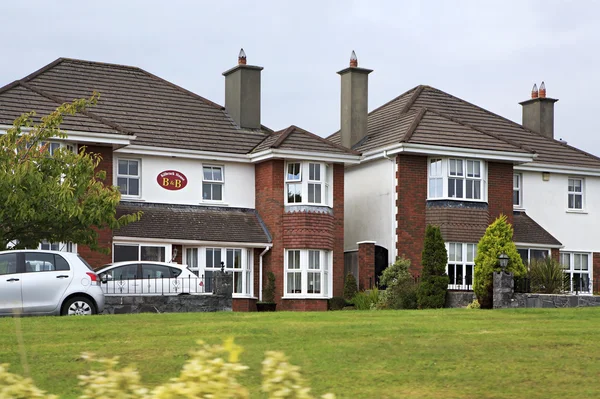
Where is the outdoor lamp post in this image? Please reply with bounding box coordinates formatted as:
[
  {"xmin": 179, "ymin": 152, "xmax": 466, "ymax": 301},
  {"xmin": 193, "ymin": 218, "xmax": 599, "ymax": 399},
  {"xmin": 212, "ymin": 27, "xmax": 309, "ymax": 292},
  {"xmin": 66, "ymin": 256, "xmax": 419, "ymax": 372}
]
[
  {"xmin": 498, "ymin": 253, "xmax": 509, "ymax": 272},
  {"xmin": 220, "ymin": 261, "xmax": 225, "ymax": 273}
]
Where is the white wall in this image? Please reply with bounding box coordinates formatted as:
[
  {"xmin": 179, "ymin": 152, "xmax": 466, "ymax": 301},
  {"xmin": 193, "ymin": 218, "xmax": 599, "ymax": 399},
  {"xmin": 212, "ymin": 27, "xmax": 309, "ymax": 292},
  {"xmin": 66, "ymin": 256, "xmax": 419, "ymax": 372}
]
[
  {"xmin": 114, "ymin": 154, "xmax": 255, "ymax": 208},
  {"xmin": 344, "ymin": 158, "xmax": 396, "ymax": 264},
  {"xmin": 518, "ymin": 170, "xmax": 600, "ymax": 253}
]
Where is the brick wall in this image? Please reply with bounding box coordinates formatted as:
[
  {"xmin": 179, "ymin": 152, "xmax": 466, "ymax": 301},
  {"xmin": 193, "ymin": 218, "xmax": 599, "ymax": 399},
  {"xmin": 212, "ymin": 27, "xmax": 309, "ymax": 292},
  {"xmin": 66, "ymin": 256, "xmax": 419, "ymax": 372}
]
[
  {"xmin": 593, "ymin": 253, "xmax": 600, "ymax": 293},
  {"xmin": 280, "ymin": 299, "xmax": 328, "ymax": 311},
  {"xmin": 233, "ymin": 298, "xmax": 257, "ymax": 312},
  {"xmin": 78, "ymin": 145, "xmax": 114, "ymax": 268},
  {"xmin": 551, "ymin": 248, "xmax": 560, "ymax": 262},
  {"xmin": 396, "ymin": 154, "xmax": 427, "ymax": 275},
  {"xmin": 425, "ymin": 204, "xmax": 489, "ymax": 243},
  {"xmin": 255, "ymin": 160, "xmax": 344, "ymax": 309},
  {"xmin": 488, "ymin": 162, "xmax": 514, "ymax": 225},
  {"xmin": 358, "ymin": 242, "xmax": 375, "ymax": 290}
]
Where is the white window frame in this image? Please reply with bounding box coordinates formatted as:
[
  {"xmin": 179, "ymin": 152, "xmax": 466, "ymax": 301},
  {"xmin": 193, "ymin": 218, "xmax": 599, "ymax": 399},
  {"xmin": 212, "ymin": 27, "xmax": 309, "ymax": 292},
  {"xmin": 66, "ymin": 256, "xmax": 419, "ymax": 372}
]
[
  {"xmin": 513, "ymin": 173, "xmax": 522, "ymax": 208},
  {"xmin": 202, "ymin": 165, "xmax": 224, "ymax": 202},
  {"xmin": 183, "ymin": 247, "xmax": 253, "ymax": 298},
  {"xmin": 39, "ymin": 241, "xmax": 76, "ymax": 253},
  {"xmin": 446, "ymin": 242, "xmax": 476, "ymax": 290},
  {"xmin": 283, "ymin": 249, "xmax": 332, "ymax": 298},
  {"xmin": 567, "ymin": 177, "xmax": 584, "ymax": 211},
  {"xmin": 284, "ymin": 162, "xmax": 332, "ymax": 207},
  {"xmin": 39, "ymin": 141, "xmax": 77, "ymax": 156},
  {"xmin": 116, "ymin": 158, "xmax": 141, "ymax": 198},
  {"xmin": 427, "ymin": 157, "xmax": 487, "ymax": 202},
  {"xmin": 516, "ymin": 247, "xmax": 550, "ymax": 264},
  {"xmin": 560, "ymin": 252, "xmax": 592, "ymax": 294},
  {"xmin": 112, "ymin": 243, "xmax": 170, "ymax": 263}
]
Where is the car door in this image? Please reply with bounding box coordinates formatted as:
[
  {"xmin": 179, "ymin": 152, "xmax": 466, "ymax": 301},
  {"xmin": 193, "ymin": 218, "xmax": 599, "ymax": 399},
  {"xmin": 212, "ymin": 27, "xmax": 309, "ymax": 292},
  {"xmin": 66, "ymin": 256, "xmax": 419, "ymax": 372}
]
[
  {"xmin": 0, "ymin": 253, "xmax": 23, "ymax": 315},
  {"xmin": 21, "ymin": 252, "xmax": 73, "ymax": 314},
  {"xmin": 100, "ymin": 264, "xmax": 140, "ymax": 294},
  {"xmin": 141, "ymin": 264, "xmax": 176, "ymax": 294}
]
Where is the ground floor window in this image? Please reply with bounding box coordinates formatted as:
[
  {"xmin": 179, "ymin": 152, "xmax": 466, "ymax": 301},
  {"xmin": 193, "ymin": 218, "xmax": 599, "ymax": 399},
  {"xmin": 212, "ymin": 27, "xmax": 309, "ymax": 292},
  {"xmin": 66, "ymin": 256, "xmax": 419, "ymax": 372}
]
[
  {"xmin": 560, "ymin": 252, "xmax": 591, "ymax": 293},
  {"xmin": 446, "ymin": 242, "xmax": 476, "ymax": 290},
  {"xmin": 517, "ymin": 248, "xmax": 550, "ymax": 264},
  {"xmin": 284, "ymin": 249, "xmax": 331, "ymax": 297},
  {"xmin": 183, "ymin": 247, "xmax": 252, "ymax": 296},
  {"xmin": 113, "ymin": 243, "xmax": 167, "ymax": 263}
]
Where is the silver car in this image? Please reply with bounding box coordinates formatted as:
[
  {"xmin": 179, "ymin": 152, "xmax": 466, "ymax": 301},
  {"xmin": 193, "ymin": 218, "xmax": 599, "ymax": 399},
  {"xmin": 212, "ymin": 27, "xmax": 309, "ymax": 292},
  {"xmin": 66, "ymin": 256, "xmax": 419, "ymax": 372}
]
[{"xmin": 0, "ymin": 250, "xmax": 105, "ymax": 316}]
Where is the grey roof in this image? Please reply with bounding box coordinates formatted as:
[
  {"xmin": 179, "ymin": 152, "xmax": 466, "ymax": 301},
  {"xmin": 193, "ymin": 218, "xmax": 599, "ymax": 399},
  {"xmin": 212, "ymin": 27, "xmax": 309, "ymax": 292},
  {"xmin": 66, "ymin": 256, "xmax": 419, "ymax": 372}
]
[
  {"xmin": 115, "ymin": 202, "xmax": 271, "ymax": 244},
  {"xmin": 0, "ymin": 58, "xmax": 270, "ymax": 154},
  {"xmin": 512, "ymin": 211, "xmax": 562, "ymax": 246},
  {"xmin": 329, "ymin": 85, "xmax": 600, "ymax": 168},
  {"xmin": 252, "ymin": 125, "xmax": 358, "ymax": 155}
]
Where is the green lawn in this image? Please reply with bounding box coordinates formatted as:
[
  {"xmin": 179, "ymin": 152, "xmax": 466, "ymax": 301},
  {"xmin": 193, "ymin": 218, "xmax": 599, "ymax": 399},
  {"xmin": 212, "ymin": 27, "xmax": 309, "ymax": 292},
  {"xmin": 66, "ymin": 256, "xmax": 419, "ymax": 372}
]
[{"xmin": 1, "ymin": 308, "xmax": 599, "ymax": 398}]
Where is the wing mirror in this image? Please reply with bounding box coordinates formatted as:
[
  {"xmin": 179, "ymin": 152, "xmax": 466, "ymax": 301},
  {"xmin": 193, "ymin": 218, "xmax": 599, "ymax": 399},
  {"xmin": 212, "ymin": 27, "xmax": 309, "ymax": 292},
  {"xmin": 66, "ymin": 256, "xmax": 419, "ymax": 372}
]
[{"xmin": 100, "ymin": 274, "xmax": 112, "ymax": 284}]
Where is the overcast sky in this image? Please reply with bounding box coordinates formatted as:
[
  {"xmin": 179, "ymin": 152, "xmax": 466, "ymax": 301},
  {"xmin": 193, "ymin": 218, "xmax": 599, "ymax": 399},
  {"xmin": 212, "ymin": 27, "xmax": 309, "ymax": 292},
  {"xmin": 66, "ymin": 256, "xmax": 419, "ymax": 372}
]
[{"xmin": 2, "ymin": 1, "xmax": 599, "ymax": 156}]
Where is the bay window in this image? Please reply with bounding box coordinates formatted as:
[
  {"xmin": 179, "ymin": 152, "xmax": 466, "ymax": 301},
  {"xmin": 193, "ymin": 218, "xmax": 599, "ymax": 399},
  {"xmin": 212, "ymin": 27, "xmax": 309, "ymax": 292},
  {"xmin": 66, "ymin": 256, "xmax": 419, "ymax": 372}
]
[
  {"xmin": 447, "ymin": 242, "xmax": 476, "ymax": 290},
  {"xmin": 284, "ymin": 249, "xmax": 331, "ymax": 297},
  {"xmin": 560, "ymin": 252, "xmax": 591, "ymax": 293},
  {"xmin": 285, "ymin": 162, "xmax": 332, "ymax": 206},
  {"xmin": 428, "ymin": 158, "xmax": 486, "ymax": 201}
]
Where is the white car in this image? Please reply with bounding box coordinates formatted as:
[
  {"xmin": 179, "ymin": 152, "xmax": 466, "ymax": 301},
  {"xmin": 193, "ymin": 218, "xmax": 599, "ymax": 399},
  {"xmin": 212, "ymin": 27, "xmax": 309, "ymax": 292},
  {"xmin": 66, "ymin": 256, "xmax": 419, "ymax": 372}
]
[
  {"xmin": 0, "ymin": 250, "xmax": 104, "ymax": 316},
  {"xmin": 96, "ymin": 261, "xmax": 206, "ymax": 295}
]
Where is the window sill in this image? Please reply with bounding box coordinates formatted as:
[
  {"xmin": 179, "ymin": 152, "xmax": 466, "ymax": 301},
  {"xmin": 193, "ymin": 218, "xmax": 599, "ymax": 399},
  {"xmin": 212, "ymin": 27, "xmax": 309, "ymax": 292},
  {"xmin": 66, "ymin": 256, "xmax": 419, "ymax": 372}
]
[
  {"xmin": 282, "ymin": 295, "xmax": 328, "ymax": 300},
  {"xmin": 232, "ymin": 294, "xmax": 257, "ymax": 299},
  {"xmin": 198, "ymin": 201, "xmax": 229, "ymax": 207},
  {"xmin": 427, "ymin": 197, "xmax": 486, "ymax": 202},
  {"xmin": 566, "ymin": 209, "xmax": 587, "ymax": 214},
  {"xmin": 121, "ymin": 198, "xmax": 145, "ymax": 202}
]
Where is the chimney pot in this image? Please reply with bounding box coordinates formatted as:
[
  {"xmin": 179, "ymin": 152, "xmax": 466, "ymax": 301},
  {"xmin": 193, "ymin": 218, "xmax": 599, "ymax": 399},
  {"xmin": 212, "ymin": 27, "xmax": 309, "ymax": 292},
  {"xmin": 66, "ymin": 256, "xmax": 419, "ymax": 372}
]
[
  {"xmin": 531, "ymin": 83, "xmax": 538, "ymax": 99},
  {"xmin": 539, "ymin": 81, "xmax": 546, "ymax": 98},
  {"xmin": 238, "ymin": 48, "xmax": 247, "ymax": 65},
  {"xmin": 350, "ymin": 50, "xmax": 358, "ymax": 67}
]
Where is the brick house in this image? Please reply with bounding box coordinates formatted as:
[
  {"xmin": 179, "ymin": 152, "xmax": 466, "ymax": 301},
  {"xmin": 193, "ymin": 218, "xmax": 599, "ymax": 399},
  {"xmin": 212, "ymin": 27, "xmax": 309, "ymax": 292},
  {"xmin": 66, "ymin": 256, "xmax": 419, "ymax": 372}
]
[
  {"xmin": 0, "ymin": 53, "xmax": 360, "ymax": 311},
  {"xmin": 329, "ymin": 54, "xmax": 600, "ymax": 293}
]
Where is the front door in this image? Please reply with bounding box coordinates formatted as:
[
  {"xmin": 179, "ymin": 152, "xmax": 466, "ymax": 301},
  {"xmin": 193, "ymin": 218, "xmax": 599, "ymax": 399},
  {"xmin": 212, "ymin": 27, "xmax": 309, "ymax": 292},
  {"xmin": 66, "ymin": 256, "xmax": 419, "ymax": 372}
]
[
  {"xmin": 0, "ymin": 253, "xmax": 22, "ymax": 315},
  {"xmin": 21, "ymin": 252, "xmax": 73, "ymax": 314}
]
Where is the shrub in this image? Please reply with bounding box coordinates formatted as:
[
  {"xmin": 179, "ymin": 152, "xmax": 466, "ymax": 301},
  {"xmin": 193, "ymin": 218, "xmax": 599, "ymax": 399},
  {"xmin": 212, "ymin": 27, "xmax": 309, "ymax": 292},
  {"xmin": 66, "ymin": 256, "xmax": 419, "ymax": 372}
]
[
  {"xmin": 474, "ymin": 214, "xmax": 526, "ymax": 308},
  {"xmin": 0, "ymin": 339, "xmax": 336, "ymax": 399},
  {"xmin": 529, "ymin": 257, "xmax": 570, "ymax": 294},
  {"xmin": 378, "ymin": 257, "xmax": 419, "ymax": 309},
  {"xmin": 466, "ymin": 299, "xmax": 480, "ymax": 309},
  {"xmin": 262, "ymin": 272, "xmax": 276, "ymax": 303},
  {"xmin": 417, "ymin": 225, "xmax": 449, "ymax": 309},
  {"xmin": 351, "ymin": 288, "xmax": 380, "ymax": 310},
  {"xmin": 328, "ymin": 296, "xmax": 348, "ymax": 311},
  {"xmin": 343, "ymin": 273, "xmax": 358, "ymax": 301}
]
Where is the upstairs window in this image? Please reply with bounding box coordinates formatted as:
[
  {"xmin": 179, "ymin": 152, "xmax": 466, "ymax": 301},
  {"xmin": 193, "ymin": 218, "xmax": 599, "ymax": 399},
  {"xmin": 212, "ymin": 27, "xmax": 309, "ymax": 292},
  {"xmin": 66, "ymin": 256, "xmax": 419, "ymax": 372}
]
[
  {"xmin": 117, "ymin": 159, "xmax": 140, "ymax": 197},
  {"xmin": 428, "ymin": 158, "xmax": 486, "ymax": 201},
  {"xmin": 39, "ymin": 141, "xmax": 77, "ymax": 156},
  {"xmin": 568, "ymin": 178, "xmax": 583, "ymax": 210},
  {"xmin": 285, "ymin": 162, "xmax": 332, "ymax": 206},
  {"xmin": 203, "ymin": 166, "xmax": 224, "ymax": 201},
  {"xmin": 513, "ymin": 174, "xmax": 522, "ymax": 207}
]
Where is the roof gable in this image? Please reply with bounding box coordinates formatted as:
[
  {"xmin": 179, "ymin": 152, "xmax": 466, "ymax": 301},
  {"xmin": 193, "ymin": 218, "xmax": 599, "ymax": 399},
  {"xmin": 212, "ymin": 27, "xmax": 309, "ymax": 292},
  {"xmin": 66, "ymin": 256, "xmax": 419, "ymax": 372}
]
[{"xmin": 253, "ymin": 125, "xmax": 358, "ymax": 155}]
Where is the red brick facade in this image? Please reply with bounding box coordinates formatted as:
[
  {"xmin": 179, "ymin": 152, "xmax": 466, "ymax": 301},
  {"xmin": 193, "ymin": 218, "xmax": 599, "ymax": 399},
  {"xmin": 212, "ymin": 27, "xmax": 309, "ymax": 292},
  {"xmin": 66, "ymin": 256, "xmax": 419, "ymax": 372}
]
[
  {"xmin": 358, "ymin": 242, "xmax": 375, "ymax": 290},
  {"xmin": 233, "ymin": 298, "xmax": 257, "ymax": 312},
  {"xmin": 78, "ymin": 145, "xmax": 114, "ymax": 268},
  {"xmin": 254, "ymin": 160, "xmax": 344, "ymax": 311},
  {"xmin": 488, "ymin": 162, "xmax": 514, "ymax": 226},
  {"xmin": 593, "ymin": 253, "xmax": 600, "ymax": 293},
  {"xmin": 396, "ymin": 154, "xmax": 428, "ymax": 275},
  {"xmin": 551, "ymin": 248, "xmax": 560, "ymax": 262}
]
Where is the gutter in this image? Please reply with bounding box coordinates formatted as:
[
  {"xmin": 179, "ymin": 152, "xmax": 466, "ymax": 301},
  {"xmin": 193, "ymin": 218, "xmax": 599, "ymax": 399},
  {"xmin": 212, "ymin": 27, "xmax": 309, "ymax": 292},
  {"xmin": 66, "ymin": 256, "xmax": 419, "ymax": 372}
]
[
  {"xmin": 382, "ymin": 150, "xmax": 397, "ymax": 261},
  {"xmin": 258, "ymin": 246, "xmax": 271, "ymax": 301}
]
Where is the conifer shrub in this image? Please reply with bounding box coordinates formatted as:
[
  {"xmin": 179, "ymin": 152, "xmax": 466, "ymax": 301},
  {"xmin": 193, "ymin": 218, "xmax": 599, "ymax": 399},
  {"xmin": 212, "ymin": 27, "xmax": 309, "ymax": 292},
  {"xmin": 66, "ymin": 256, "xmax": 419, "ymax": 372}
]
[
  {"xmin": 343, "ymin": 273, "xmax": 358, "ymax": 301},
  {"xmin": 474, "ymin": 214, "xmax": 526, "ymax": 308},
  {"xmin": 261, "ymin": 272, "xmax": 276, "ymax": 303},
  {"xmin": 417, "ymin": 225, "xmax": 449, "ymax": 309},
  {"xmin": 378, "ymin": 257, "xmax": 418, "ymax": 309}
]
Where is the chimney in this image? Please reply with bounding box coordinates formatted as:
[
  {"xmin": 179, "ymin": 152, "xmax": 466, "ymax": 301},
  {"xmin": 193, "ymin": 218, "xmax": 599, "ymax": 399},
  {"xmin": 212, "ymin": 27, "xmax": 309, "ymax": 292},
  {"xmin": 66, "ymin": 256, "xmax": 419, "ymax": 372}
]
[
  {"xmin": 222, "ymin": 48, "xmax": 263, "ymax": 129},
  {"xmin": 520, "ymin": 81, "xmax": 558, "ymax": 139},
  {"xmin": 338, "ymin": 50, "xmax": 372, "ymax": 149}
]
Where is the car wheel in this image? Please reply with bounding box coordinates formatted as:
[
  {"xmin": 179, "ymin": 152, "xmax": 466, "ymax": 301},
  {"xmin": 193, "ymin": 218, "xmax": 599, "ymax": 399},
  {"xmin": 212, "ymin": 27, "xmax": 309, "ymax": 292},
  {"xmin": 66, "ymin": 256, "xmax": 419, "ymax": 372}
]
[{"xmin": 61, "ymin": 297, "xmax": 96, "ymax": 316}]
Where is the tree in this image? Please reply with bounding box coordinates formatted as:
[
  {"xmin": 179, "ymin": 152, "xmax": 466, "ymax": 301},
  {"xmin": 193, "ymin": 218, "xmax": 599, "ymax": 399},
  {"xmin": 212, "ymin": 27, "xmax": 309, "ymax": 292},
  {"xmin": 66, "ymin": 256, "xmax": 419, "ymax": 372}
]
[
  {"xmin": 417, "ymin": 225, "xmax": 449, "ymax": 309},
  {"xmin": 379, "ymin": 257, "xmax": 418, "ymax": 309},
  {"xmin": 474, "ymin": 214, "xmax": 526, "ymax": 308},
  {"xmin": 0, "ymin": 94, "xmax": 141, "ymax": 251}
]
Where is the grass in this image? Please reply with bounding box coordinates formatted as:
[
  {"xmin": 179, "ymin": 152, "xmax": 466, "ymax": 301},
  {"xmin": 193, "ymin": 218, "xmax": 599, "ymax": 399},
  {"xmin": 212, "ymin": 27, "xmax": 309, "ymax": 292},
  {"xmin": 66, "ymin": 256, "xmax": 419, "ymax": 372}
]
[{"xmin": 1, "ymin": 308, "xmax": 600, "ymax": 398}]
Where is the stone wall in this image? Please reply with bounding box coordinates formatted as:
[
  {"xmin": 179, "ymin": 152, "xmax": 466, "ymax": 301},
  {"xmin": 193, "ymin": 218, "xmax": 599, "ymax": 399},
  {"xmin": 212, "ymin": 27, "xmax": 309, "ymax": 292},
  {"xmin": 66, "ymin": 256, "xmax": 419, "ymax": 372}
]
[
  {"xmin": 445, "ymin": 291, "xmax": 477, "ymax": 308},
  {"xmin": 511, "ymin": 294, "xmax": 600, "ymax": 308}
]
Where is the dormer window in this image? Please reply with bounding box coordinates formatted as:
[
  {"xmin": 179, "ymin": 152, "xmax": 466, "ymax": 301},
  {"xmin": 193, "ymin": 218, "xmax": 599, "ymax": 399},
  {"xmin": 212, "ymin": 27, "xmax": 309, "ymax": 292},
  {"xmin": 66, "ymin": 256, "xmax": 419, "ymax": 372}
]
[
  {"xmin": 428, "ymin": 158, "xmax": 486, "ymax": 201},
  {"xmin": 285, "ymin": 162, "xmax": 332, "ymax": 207}
]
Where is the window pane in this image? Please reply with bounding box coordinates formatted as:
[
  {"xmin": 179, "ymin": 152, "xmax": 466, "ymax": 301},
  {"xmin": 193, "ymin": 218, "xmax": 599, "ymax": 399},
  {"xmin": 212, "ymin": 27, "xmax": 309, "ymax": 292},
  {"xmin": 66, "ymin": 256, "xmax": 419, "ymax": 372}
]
[
  {"xmin": 455, "ymin": 180, "xmax": 463, "ymax": 197},
  {"xmin": 560, "ymin": 253, "xmax": 570, "ymax": 269},
  {"xmin": 118, "ymin": 160, "xmax": 128, "ymax": 175},
  {"xmin": 455, "ymin": 244, "xmax": 463, "ymax": 262},
  {"xmin": 531, "ymin": 250, "xmax": 547, "ymax": 261},
  {"xmin": 466, "ymin": 180, "xmax": 473, "ymax": 199},
  {"xmin": 141, "ymin": 246, "xmax": 165, "ymax": 262},
  {"xmin": 142, "ymin": 264, "xmax": 171, "ymax": 278},
  {"xmin": 581, "ymin": 254, "xmax": 589, "ymax": 270},
  {"xmin": 288, "ymin": 183, "xmax": 301, "ymax": 203},
  {"xmin": 55, "ymin": 255, "xmax": 70, "ymax": 271},
  {"xmin": 234, "ymin": 249, "xmax": 242, "ymax": 269},
  {"xmin": 449, "ymin": 244, "xmax": 456, "ymax": 262},
  {"xmin": 448, "ymin": 264, "xmax": 456, "ymax": 285},
  {"xmin": 128, "ymin": 161, "xmax": 138, "ymax": 176},
  {"xmin": 517, "ymin": 249, "xmax": 529, "ymax": 264},
  {"xmin": 227, "ymin": 249, "xmax": 234, "ymax": 268},
  {"xmin": 203, "ymin": 167, "xmax": 213, "ymax": 181},
  {"xmin": 308, "ymin": 183, "xmax": 314, "ymax": 203},
  {"xmin": 114, "ymin": 245, "xmax": 139, "ymax": 262},
  {"xmin": 449, "ymin": 179, "xmax": 456, "ymax": 197},
  {"xmin": 513, "ymin": 174, "xmax": 520, "ymax": 189},
  {"xmin": 214, "ymin": 249, "xmax": 222, "ymax": 269},
  {"xmin": 574, "ymin": 194, "xmax": 582, "ymax": 209},
  {"xmin": 203, "ymin": 183, "xmax": 212, "ymax": 200},
  {"xmin": 25, "ymin": 253, "xmax": 56, "ymax": 272},
  {"xmin": 287, "ymin": 163, "xmax": 301, "ymax": 181},
  {"xmin": 309, "ymin": 250, "xmax": 320, "ymax": 269},
  {"xmin": 129, "ymin": 178, "xmax": 139, "ymax": 196},
  {"xmin": 233, "ymin": 271, "xmax": 242, "ymax": 293},
  {"xmin": 450, "ymin": 159, "xmax": 456, "ymax": 175},
  {"xmin": 308, "ymin": 273, "xmax": 321, "ymax": 294},
  {"xmin": 111, "ymin": 264, "xmax": 138, "ymax": 280},
  {"xmin": 466, "ymin": 244, "xmax": 474, "ymax": 263},
  {"xmin": 0, "ymin": 253, "xmax": 17, "ymax": 275},
  {"xmin": 212, "ymin": 184, "xmax": 222, "ymax": 201},
  {"xmin": 456, "ymin": 160, "xmax": 463, "ymax": 176},
  {"xmin": 465, "ymin": 265, "xmax": 473, "ymax": 286},
  {"xmin": 213, "ymin": 167, "xmax": 223, "ymax": 182},
  {"xmin": 186, "ymin": 248, "xmax": 198, "ymax": 270},
  {"xmin": 117, "ymin": 177, "xmax": 128, "ymax": 194},
  {"xmin": 473, "ymin": 180, "xmax": 481, "ymax": 199},
  {"xmin": 513, "ymin": 190, "xmax": 520, "ymax": 206}
]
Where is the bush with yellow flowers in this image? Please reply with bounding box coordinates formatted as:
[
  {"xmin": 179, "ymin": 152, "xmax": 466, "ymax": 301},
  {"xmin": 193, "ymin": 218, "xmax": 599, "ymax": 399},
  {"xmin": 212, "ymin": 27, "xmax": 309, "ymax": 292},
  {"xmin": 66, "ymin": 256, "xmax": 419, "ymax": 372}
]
[{"xmin": 0, "ymin": 338, "xmax": 334, "ymax": 399}]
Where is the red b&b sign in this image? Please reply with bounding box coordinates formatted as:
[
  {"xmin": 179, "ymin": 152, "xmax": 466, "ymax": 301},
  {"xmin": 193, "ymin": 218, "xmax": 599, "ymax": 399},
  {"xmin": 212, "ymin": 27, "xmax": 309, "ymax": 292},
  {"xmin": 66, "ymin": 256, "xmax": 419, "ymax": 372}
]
[{"xmin": 157, "ymin": 170, "xmax": 187, "ymax": 191}]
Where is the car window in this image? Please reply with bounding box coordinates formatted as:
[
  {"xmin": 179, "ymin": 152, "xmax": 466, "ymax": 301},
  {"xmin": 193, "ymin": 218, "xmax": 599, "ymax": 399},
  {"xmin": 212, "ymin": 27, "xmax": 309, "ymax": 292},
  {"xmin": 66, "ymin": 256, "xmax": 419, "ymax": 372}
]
[
  {"xmin": 107, "ymin": 264, "xmax": 138, "ymax": 280},
  {"xmin": 169, "ymin": 267, "xmax": 182, "ymax": 278},
  {"xmin": 0, "ymin": 253, "xmax": 18, "ymax": 275},
  {"xmin": 25, "ymin": 253, "xmax": 58, "ymax": 272},
  {"xmin": 55, "ymin": 255, "xmax": 70, "ymax": 271},
  {"xmin": 141, "ymin": 264, "xmax": 172, "ymax": 279}
]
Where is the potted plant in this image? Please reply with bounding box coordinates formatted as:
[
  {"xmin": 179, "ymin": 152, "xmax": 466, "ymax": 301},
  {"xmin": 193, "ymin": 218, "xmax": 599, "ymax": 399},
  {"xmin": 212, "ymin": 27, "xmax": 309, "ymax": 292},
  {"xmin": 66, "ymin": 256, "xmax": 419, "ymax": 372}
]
[{"xmin": 256, "ymin": 271, "xmax": 277, "ymax": 312}]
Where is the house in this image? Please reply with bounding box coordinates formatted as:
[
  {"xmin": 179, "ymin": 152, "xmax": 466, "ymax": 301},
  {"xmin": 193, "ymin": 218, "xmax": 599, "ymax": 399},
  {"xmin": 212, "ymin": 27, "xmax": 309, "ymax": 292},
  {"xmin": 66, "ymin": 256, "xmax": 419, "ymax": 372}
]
[
  {"xmin": 328, "ymin": 54, "xmax": 600, "ymax": 294},
  {"xmin": 0, "ymin": 52, "xmax": 360, "ymax": 311}
]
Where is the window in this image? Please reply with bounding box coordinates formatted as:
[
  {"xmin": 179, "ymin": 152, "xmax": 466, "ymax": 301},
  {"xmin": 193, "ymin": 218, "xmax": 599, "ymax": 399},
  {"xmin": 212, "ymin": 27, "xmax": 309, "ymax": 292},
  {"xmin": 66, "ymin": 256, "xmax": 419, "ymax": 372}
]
[
  {"xmin": 0, "ymin": 253, "xmax": 18, "ymax": 275},
  {"xmin": 513, "ymin": 174, "xmax": 522, "ymax": 207},
  {"xmin": 113, "ymin": 244, "xmax": 166, "ymax": 262},
  {"xmin": 561, "ymin": 252, "xmax": 591, "ymax": 293},
  {"xmin": 39, "ymin": 241, "xmax": 75, "ymax": 253},
  {"xmin": 428, "ymin": 158, "xmax": 486, "ymax": 201},
  {"xmin": 117, "ymin": 159, "xmax": 140, "ymax": 197},
  {"xmin": 284, "ymin": 249, "xmax": 331, "ymax": 297},
  {"xmin": 39, "ymin": 141, "xmax": 76, "ymax": 156},
  {"xmin": 568, "ymin": 178, "xmax": 583, "ymax": 210},
  {"xmin": 141, "ymin": 264, "xmax": 178, "ymax": 279},
  {"xmin": 24, "ymin": 253, "xmax": 69, "ymax": 272},
  {"xmin": 447, "ymin": 243, "xmax": 476, "ymax": 290},
  {"xmin": 202, "ymin": 166, "xmax": 224, "ymax": 201},
  {"xmin": 285, "ymin": 162, "xmax": 332, "ymax": 206},
  {"xmin": 517, "ymin": 248, "xmax": 549, "ymax": 264},
  {"xmin": 184, "ymin": 247, "xmax": 252, "ymax": 296}
]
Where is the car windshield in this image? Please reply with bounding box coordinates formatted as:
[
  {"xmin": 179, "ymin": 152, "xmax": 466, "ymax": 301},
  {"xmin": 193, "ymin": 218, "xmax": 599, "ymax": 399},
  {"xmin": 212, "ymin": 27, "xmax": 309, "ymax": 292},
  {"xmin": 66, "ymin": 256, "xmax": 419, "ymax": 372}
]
[{"xmin": 78, "ymin": 255, "xmax": 95, "ymax": 271}]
